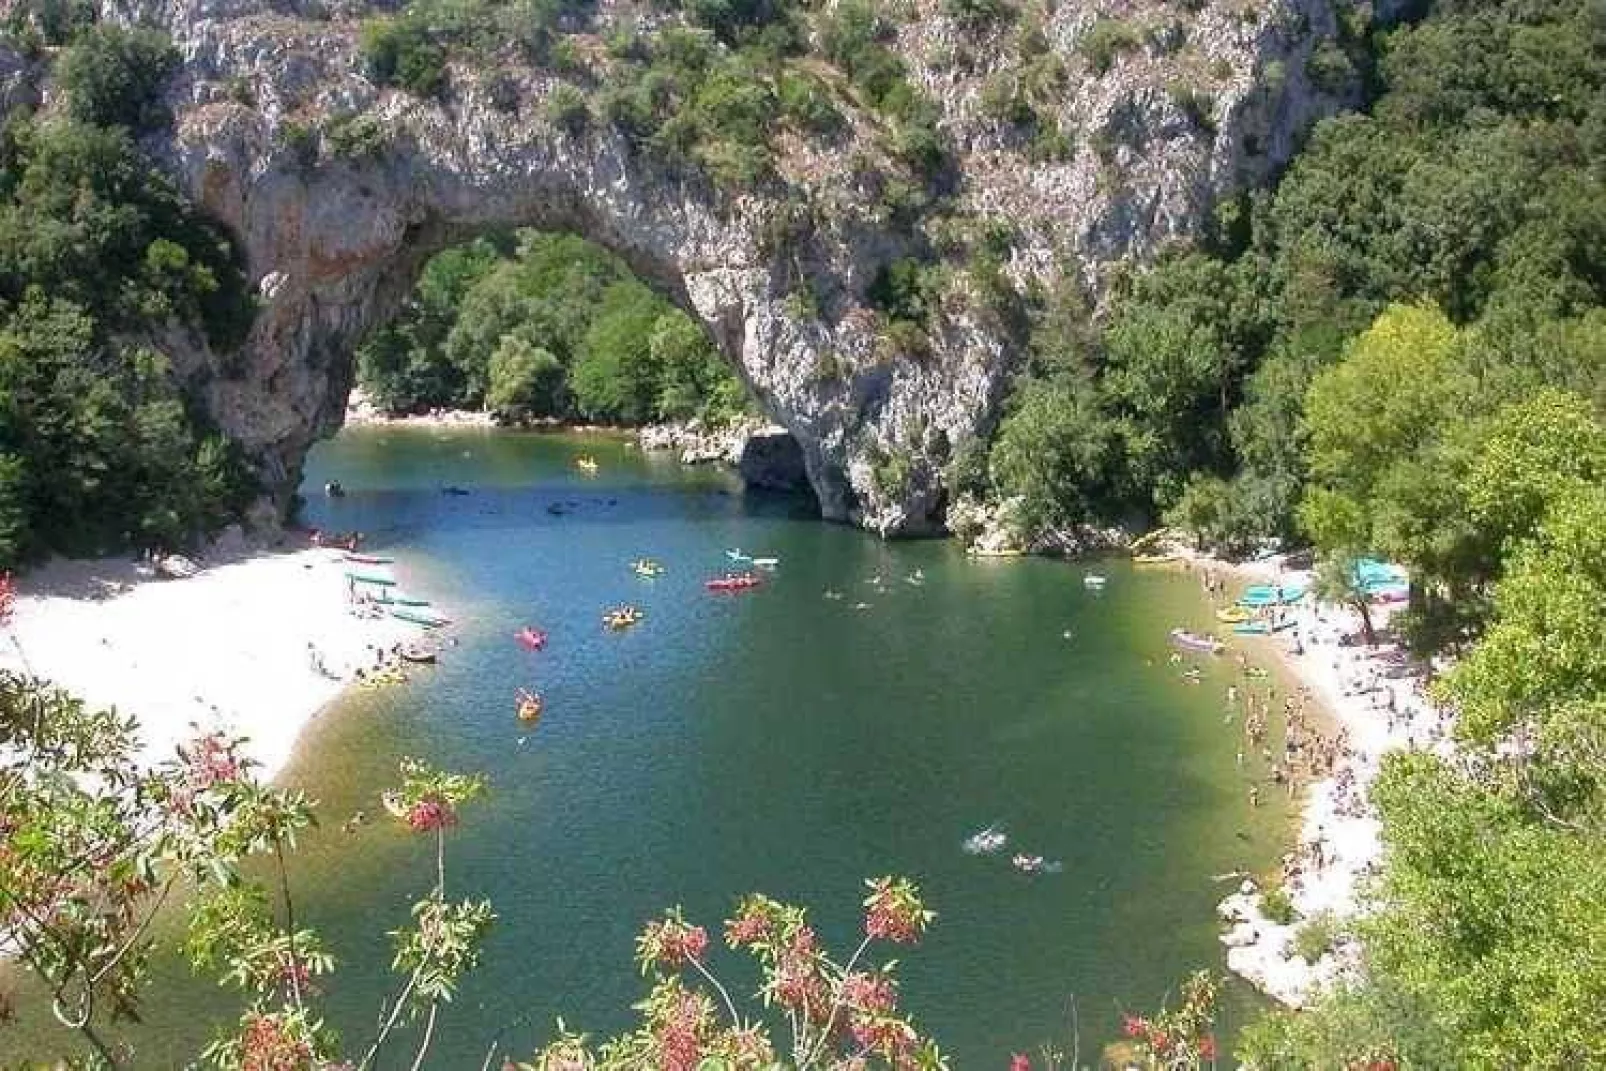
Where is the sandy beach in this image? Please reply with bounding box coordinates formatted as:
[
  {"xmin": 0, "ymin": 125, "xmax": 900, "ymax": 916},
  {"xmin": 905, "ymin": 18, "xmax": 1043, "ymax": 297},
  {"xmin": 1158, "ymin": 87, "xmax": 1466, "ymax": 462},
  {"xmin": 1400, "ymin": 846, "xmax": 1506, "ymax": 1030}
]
[
  {"xmin": 0, "ymin": 537, "xmax": 441, "ymax": 782},
  {"xmin": 1188, "ymin": 553, "xmax": 1456, "ymax": 1007}
]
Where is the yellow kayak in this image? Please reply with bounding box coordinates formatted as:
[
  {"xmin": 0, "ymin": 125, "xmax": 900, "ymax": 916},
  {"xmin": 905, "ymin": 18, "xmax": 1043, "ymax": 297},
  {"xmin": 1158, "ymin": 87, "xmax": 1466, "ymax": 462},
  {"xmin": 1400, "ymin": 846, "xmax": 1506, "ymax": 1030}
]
[{"xmin": 1216, "ymin": 606, "xmax": 1255, "ymax": 624}]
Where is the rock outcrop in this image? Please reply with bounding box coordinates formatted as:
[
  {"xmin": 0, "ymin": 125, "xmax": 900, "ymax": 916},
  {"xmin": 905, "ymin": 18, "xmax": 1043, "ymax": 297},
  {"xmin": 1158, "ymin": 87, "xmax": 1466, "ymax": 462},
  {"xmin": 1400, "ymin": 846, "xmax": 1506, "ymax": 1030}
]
[{"xmin": 63, "ymin": 0, "xmax": 1370, "ymax": 533}]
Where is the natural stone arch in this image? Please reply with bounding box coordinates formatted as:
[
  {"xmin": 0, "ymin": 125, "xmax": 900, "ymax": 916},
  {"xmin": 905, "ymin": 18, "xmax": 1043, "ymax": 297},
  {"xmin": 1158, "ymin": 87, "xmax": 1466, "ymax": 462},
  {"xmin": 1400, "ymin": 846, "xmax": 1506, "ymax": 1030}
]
[
  {"xmin": 113, "ymin": 0, "xmax": 1360, "ymax": 534},
  {"xmin": 150, "ymin": 13, "xmax": 1010, "ymax": 536}
]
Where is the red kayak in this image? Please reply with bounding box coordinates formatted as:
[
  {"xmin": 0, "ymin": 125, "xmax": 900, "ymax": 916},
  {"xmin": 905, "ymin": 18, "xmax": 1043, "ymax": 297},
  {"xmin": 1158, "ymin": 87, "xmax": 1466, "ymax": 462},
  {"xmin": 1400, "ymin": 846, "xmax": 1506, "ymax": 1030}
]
[
  {"xmin": 515, "ymin": 627, "xmax": 548, "ymax": 650},
  {"xmin": 706, "ymin": 573, "xmax": 764, "ymax": 593}
]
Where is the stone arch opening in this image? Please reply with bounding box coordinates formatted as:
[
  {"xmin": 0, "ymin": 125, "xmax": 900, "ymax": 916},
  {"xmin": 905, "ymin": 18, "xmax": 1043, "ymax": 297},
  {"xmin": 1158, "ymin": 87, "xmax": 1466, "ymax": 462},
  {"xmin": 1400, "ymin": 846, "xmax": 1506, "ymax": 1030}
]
[
  {"xmin": 339, "ymin": 222, "xmax": 818, "ymax": 506},
  {"xmin": 169, "ymin": 34, "xmax": 1008, "ymax": 537}
]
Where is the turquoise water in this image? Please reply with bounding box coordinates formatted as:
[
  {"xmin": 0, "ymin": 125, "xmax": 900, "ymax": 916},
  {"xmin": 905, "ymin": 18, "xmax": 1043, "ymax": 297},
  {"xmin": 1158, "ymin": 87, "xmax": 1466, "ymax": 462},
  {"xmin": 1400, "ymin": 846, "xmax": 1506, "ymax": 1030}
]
[{"xmin": 9, "ymin": 428, "xmax": 1290, "ymax": 1066}]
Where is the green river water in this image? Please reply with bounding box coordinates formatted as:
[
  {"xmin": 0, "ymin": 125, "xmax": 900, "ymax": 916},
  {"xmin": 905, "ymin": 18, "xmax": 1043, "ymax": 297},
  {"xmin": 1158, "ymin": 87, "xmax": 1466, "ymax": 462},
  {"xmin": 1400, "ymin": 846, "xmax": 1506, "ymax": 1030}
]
[{"xmin": 9, "ymin": 427, "xmax": 1295, "ymax": 1067}]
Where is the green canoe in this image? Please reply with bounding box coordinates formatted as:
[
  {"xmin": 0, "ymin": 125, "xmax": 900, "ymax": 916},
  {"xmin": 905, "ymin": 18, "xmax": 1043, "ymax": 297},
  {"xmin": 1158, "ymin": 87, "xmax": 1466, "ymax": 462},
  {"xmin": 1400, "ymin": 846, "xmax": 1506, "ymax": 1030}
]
[
  {"xmin": 377, "ymin": 593, "xmax": 431, "ymax": 607},
  {"xmin": 346, "ymin": 572, "xmax": 397, "ymax": 586},
  {"xmin": 390, "ymin": 608, "xmax": 450, "ymax": 628}
]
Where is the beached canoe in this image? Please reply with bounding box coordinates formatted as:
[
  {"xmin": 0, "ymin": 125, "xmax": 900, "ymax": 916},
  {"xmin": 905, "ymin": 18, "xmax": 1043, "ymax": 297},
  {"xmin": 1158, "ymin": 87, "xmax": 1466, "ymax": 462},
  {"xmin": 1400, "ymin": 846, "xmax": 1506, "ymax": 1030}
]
[
  {"xmin": 376, "ymin": 593, "xmax": 431, "ymax": 607},
  {"xmin": 1239, "ymin": 583, "xmax": 1306, "ymax": 607},
  {"xmin": 1132, "ymin": 553, "xmax": 1181, "ymax": 565},
  {"xmin": 1216, "ymin": 606, "xmax": 1255, "ymax": 623},
  {"xmin": 1168, "ymin": 628, "xmax": 1225, "ymax": 655},
  {"xmin": 346, "ymin": 572, "xmax": 397, "ymax": 587},
  {"xmin": 390, "ymin": 608, "xmax": 450, "ymax": 628},
  {"xmin": 344, "ymin": 554, "xmax": 395, "ymax": 565}
]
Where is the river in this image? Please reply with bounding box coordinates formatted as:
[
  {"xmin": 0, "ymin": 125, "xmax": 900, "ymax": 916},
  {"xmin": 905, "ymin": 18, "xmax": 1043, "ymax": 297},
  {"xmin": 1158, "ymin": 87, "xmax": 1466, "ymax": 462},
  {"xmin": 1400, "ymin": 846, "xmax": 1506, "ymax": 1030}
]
[{"xmin": 12, "ymin": 427, "xmax": 1291, "ymax": 1066}]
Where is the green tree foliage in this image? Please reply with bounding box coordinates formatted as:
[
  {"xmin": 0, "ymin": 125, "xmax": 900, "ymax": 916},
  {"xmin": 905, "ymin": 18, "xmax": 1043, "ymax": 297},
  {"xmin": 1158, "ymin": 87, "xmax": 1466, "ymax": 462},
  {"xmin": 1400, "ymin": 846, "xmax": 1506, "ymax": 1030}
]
[
  {"xmin": 0, "ymin": 98, "xmax": 255, "ymax": 566},
  {"xmin": 356, "ymin": 231, "xmax": 750, "ymax": 427},
  {"xmin": 1244, "ymin": 398, "xmax": 1606, "ymax": 1067},
  {"xmin": 54, "ymin": 23, "xmax": 178, "ymax": 132},
  {"xmin": 1003, "ymin": 0, "xmax": 1606, "ymax": 553}
]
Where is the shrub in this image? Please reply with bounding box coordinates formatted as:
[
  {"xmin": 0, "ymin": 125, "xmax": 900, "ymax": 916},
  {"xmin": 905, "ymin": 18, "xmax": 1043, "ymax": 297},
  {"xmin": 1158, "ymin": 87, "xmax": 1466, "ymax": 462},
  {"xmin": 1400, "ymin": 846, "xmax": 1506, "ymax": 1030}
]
[
  {"xmin": 979, "ymin": 73, "xmax": 1036, "ymax": 127},
  {"xmin": 322, "ymin": 113, "xmax": 391, "ymax": 162},
  {"xmin": 485, "ymin": 71, "xmax": 520, "ymax": 113},
  {"xmin": 1260, "ymin": 884, "xmax": 1297, "ymax": 925},
  {"xmin": 1168, "ymin": 81, "xmax": 1216, "ymax": 132},
  {"xmin": 55, "ymin": 24, "xmax": 178, "ymax": 133},
  {"xmin": 546, "ymin": 83, "xmax": 590, "ymax": 134},
  {"xmin": 777, "ymin": 70, "xmax": 844, "ymax": 136},
  {"xmin": 870, "ymin": 444, "xmax": 915, "ymax": 498},
  {"xmin": 1292, "ymin": 911, "xmax": 1340, "ymax": 963},
  {"xmin": 1078, "ymin": 17, "xmax": 1140, "ymax": 75},
  {"xmin": 1305, "ymin": 41, "xmax": 1355, "ymax": 94},
  {"xmin": 1029, "ymin": 119, "xmax": 1074, "ymax": 162},
  {"xmin": 941, "ymin": 0, "xmax": 1014, "ymax": 29},
  {"xmin": 879, "ymin": 318, "xmax": 931, "ymax": 361},
  {"xmin": 360, "ymin": 16, "xmax": 448, "ymax": 99},
  {"xmin": 277, "ymin": 121, "xmax": 320, "ymax": 172},
  {"xmin": 811, "ymin": 349, "xmax": 845, "ymax": 383}
]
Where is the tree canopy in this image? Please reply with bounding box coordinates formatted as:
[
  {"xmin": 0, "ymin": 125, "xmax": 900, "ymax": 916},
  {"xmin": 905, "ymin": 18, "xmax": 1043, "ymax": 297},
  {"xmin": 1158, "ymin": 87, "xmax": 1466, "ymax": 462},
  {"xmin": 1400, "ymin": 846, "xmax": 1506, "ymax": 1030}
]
[{"xmin": 357, "ymin": 231, "xmax": 751, "ymax": 427}]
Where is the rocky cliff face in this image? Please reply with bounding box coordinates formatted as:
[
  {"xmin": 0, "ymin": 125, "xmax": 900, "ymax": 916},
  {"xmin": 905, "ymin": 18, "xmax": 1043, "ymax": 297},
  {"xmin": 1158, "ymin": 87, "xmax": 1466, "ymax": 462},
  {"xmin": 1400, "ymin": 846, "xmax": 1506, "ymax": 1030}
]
[{"xmin": 75, "ymin": 0, "xmax": 1365, "ymax": 533}]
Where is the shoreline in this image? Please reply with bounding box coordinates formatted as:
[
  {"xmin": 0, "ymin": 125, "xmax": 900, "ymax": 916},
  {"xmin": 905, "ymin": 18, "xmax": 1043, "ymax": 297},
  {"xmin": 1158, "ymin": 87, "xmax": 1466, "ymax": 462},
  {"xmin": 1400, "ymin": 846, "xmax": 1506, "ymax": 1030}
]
[
  {"xmin": 1168, "ymin": 551, "xmax": 1455, "ymax": 1008},
  {"xmin": 0, "ymin": 533, "xmax": 445, "ymax": 783}
]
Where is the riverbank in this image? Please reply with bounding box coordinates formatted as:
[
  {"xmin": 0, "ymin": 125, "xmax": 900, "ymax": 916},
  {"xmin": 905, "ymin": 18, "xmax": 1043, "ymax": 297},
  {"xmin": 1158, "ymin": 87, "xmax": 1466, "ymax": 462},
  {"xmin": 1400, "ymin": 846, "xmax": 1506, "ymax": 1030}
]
[
  {"xmin": 0, "ymin": 536, "xmax": 439, "ymax": 782},
  {"xmin": 1180, "ymin": 553, "xmax": 1455, "ymax": 1008}
]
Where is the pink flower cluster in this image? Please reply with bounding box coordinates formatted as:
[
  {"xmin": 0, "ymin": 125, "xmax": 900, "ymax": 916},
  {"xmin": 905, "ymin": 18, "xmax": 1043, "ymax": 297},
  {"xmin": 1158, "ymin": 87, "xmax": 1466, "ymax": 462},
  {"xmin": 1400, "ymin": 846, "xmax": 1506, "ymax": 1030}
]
[
  {"xmin": 640, "ymin": 916, "xmax": 710, "ymax": 970},
  {"xmin": 238, "ymin": 1012, "xmax": 312, "ymax": 1071},
  {"xmin": 724, "ymin": 902, "xmax": 773, "ymax": 947},
  {"xmin": 406, "ymin": 796, "xmax": 456, "ymax": 833},
  {"xmin": 181, "ymin": 732, "xmax": 241, "ymax": 790},
  {"xmin": 840, "ymin": 972, "xmax": 897, "ymax": 1015},
  {"xmin": 771, "ymin": 947, "xmax": 829, "ymax": 1020},
  {"xmin": 1121, "ymin": 1014, "xmax": 1217, "ymax": 1064},
  {"xmin": 656, "ymin": 991, "xmax": 707, "ymax": 1071},
  {"xmin": 848, "ymin": 1013, "xmax": 916, "ymax": 1063},
  {"xmin": 862, "ymin": 877, "xmax": 931, "ymax": 944}
]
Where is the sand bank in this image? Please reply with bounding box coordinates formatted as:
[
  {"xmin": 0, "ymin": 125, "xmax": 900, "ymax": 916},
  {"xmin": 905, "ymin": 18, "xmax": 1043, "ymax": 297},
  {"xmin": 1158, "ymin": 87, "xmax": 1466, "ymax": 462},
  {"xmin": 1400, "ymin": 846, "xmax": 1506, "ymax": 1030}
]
[
  {"xmin": 1180, "ymin": 553, "xmax": 1456, "ymax": 1007},
  {"xmin": 343, "ymin": 387, "xmax": 498, "ymax": 429},
  {"xmin": 0, "ymin": 539, "xmax": 441, "ymax": 782}
]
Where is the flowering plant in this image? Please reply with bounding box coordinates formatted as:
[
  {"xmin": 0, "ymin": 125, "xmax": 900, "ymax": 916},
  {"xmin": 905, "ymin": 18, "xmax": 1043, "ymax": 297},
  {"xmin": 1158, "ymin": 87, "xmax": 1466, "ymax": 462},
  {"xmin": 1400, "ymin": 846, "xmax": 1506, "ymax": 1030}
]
[{"xmin": 518, "ymin": 877, "xmax": 948, "ymax": 1070}]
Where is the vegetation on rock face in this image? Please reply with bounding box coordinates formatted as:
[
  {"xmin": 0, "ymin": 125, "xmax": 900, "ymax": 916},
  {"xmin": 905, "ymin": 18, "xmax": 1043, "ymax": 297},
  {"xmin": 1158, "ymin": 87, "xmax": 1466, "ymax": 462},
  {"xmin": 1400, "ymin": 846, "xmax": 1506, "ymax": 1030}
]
[
  {"xmin": 0, "ymin": 26, "xmax": 257, "ymax": 568},
  {"xmin": 357, "ymin": 231, "xmax": 751, "ymax": 426},
  {"xmin": 986, "ymin": 0, "xmax": 1606, "ymax": 560}
]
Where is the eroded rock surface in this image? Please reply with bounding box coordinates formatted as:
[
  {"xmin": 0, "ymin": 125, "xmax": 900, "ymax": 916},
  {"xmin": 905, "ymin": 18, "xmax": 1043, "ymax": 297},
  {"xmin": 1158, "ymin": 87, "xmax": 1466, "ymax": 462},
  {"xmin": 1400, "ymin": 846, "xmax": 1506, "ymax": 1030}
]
[{"xmin": 73, "ymin": 0, "xmax": 1369, "ymax": 532}]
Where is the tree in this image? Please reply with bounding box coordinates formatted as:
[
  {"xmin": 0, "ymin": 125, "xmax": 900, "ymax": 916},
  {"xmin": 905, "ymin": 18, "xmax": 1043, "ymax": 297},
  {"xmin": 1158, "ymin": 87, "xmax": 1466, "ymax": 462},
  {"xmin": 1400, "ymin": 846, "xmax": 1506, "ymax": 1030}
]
[
  {"xmin": 570, "ymin": 281, "xmax": 665, "ymax": 422},
  {"xmin": 988, "ymin": 378, "xmax": 1117, "ymax": 534},
  {"xmin": 486, "ymin": 334, "xmax": 564, "ymax": 420},
  {"xmin": 54, "ymin": 24, "xmax": 178, "ymax": 133},
  {"xmin": 1313, "ymin": 550, "xmax": 1377, "ymax": 646}
]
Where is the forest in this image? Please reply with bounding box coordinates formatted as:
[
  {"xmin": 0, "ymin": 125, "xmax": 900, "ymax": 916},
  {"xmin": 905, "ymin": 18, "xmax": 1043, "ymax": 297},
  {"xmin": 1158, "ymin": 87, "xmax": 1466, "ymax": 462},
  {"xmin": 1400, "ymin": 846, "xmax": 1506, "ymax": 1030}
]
[
  {"xmin": 355, "ymin": 231, "xmax": 750, "ymax": 427},
  {"xmin": 0, "ymin": 17, "xmax": 257, "ymax": 568}
]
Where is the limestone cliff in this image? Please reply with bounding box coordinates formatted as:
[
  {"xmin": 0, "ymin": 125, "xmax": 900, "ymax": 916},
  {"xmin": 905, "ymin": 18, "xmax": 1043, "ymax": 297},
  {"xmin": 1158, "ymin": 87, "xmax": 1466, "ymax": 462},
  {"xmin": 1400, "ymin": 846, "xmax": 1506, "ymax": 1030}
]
[{"xmin": 41, "ymin": 0, "xmax": 1368, "ymax": 532}]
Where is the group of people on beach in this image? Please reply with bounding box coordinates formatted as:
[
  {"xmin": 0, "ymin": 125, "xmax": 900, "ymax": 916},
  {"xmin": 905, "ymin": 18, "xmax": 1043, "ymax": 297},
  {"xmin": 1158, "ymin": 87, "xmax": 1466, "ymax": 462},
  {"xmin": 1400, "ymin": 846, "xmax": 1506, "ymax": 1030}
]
[{"xmin": 1228, "ymin": 671, "xmax": 1349, "ymax": 811}]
